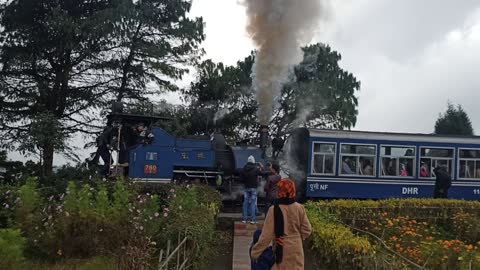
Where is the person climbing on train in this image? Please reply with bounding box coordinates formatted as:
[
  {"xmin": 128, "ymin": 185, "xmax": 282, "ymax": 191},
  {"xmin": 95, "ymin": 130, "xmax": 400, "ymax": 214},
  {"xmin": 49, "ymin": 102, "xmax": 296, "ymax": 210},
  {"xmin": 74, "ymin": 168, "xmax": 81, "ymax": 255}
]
[
  {"xmin": 241, "ymin": 155, "xmax": 264, "ymax": 224},
  {"xmin": 251, "ymin": 178, "xmax": 312, "ymax": 270},
  {"xmin": 88, "ymin": 121, "xmax": 114, "ymax": 178},
  {"xmin": 264, "ymin": 163, "xmax": 281, "ymax": 216},
  {"xmin": 433, "ymin": 166, "xmax": 451, "ymax": 198},
  {"xmin": 250, "ymin": 229, "xmax": 274, "ymax": 270}
]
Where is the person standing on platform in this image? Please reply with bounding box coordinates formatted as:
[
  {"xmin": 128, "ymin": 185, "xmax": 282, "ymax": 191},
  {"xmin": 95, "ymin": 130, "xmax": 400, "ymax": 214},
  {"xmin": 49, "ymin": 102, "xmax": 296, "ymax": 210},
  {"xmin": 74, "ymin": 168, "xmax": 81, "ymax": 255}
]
[
  {"xmin": 264, "ymin": 163, "xmax": 281, "ymax": 215},
  {"xmin": 241, "ymin": 155, "xmax": 263, "ymax": 224},
  {"xmin": 251, "ymin": 178, "xmax": 312, "ymax": 270},
  {"xmin": 433, "ymin": 166, "xmax": 451, "ymax": 198}
]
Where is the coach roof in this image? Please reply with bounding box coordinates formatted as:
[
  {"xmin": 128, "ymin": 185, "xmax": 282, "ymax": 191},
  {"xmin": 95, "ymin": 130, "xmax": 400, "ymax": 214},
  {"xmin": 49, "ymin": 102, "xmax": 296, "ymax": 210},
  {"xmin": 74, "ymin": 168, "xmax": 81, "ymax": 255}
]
[{"xmin": 307, "ymin": 128, "xmax": 480, "ymax": 145}]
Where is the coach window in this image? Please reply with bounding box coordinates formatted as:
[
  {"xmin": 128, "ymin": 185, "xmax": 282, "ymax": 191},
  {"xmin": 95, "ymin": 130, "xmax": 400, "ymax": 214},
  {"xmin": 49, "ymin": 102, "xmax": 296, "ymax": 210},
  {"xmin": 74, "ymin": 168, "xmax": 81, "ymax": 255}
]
[
  {"xmin": 340, "ymin": 144, "xmax": 376, "ymax": 176},
  {"xmin": 312, "ymin": 142, "xmax": 336, "ymax": 175},
  {"xmin": 419, "ymin": 148, "xmax": 454, "ymax": 179},
  {"xmin": 458, "ymin": 149, "xmax": 480, "ymax": 179},
  {"xmin": 380, "ymin": 146, "xmax": 415, "ymax": 177}
]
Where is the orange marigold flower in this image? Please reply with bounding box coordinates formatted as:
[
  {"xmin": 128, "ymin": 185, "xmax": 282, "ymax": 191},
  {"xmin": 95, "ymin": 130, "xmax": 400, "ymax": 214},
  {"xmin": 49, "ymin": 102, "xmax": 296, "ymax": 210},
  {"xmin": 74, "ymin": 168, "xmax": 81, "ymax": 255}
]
[{"xmin": 390, "ymin": 236, "xmax": 398, "ymax": 242}]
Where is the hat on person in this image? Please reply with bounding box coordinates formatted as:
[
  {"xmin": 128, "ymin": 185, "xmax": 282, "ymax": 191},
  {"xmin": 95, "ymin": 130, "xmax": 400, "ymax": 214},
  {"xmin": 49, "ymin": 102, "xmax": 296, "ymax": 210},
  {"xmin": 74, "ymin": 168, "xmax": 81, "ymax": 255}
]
[
  {"xmin": 277, "ymin": 178, "xmax": 296, "ymax": 199},
  {"xmin": 248, "ymin": 155, "xmax": 256, "ymax": 164}
]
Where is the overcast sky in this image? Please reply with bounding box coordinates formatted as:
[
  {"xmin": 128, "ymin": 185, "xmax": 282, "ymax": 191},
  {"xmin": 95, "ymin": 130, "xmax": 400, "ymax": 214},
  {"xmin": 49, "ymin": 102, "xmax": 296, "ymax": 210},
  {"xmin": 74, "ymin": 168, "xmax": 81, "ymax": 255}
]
[
  {"xmin": 189, "ymin": 0, "xmax": 480, "ymax": 134},
  {"xmin": 8, "ymin": 0, "xmax": 480, "ymax": 165}
]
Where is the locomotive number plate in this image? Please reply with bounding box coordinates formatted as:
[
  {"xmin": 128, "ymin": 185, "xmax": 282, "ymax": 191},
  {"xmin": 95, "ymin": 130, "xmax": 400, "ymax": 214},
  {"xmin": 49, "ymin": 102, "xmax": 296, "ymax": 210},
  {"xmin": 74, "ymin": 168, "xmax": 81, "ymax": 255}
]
[{"xmin": 144, "ymin": 165, "xmax": 158, "ymax": 175}]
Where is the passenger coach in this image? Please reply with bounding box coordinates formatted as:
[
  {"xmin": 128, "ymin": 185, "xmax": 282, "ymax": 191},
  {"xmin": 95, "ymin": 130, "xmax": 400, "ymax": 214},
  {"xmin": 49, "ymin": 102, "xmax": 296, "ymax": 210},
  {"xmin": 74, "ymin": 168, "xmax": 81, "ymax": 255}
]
[{"xmin": 289, "ymin": 128, "xmax": 480, "ymax": 200}]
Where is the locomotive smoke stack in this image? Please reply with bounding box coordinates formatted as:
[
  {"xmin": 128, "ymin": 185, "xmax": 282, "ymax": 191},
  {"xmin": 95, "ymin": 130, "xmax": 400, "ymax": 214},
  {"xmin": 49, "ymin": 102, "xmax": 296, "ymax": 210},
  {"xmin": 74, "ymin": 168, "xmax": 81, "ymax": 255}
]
[{"xmin": 259, "ymin": 125, "xmax": 269, "ymax": 150}]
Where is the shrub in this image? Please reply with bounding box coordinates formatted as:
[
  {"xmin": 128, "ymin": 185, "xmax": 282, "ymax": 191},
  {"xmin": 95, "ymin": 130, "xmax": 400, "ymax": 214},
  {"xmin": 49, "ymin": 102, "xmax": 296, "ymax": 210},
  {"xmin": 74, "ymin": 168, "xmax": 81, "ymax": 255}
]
[
  {"xmin": 7, "ymin": 177, "xmax": 223, "ymax": 269},
  {"xmin": 159, "ymin": 185, "xmax": 221, "ymax": 270},
  {"xmin": 0, "ymin": 229, "xmax": 26, "ymax": 269},
  {"xmin": 305, "ymin": 202, "xmax": 372, "ymax": 269},
  {"xmin": 16, "ymin": 177, "xmax": 42, "ymax": 229},
  {"xmin": 0, "ymin": 186, "xmax": 17, "ymax": 228}
]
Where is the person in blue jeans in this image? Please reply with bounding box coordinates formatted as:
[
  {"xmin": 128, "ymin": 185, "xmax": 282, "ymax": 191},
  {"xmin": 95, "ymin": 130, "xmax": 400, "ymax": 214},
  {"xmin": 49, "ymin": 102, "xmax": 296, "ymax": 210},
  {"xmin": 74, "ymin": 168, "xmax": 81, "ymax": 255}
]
[{"xmin": 241, "ymin": 155, "xmax": 265, "ymax": 224}]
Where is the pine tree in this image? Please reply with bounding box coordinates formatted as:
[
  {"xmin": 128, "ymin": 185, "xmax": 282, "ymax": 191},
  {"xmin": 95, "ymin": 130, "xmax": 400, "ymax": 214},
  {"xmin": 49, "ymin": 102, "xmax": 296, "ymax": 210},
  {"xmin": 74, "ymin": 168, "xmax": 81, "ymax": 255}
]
[{"xmin": 434, "ymin": 103, "xmax": 474, "ymax": 136}]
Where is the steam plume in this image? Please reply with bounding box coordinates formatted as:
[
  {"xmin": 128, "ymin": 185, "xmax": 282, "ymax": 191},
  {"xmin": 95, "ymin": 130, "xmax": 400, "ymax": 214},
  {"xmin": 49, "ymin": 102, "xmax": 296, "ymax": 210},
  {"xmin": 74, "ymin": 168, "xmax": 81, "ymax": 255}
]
[
  {"xmin": 242, "ymin": 0, "xmax": 325, "ymax": 124},
  {"xmin": 213, "ymin": 107, "xmax": 230, "ymax": 124}
]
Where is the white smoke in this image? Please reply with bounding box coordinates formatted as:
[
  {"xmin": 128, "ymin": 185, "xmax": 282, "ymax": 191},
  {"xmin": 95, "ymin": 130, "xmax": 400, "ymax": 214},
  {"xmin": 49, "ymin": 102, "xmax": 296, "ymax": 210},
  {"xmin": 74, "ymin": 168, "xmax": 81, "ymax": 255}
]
[
  {"xmin": 279, "ymin": 136, "xmax": 305, "ymax": 181},
  {"xmin": 241, "ymin": 0, "xmax": 328, "ymax": 124},
  {"xmin": 213, "ymin": 107, "xmax": 230, "ymax": 124}
]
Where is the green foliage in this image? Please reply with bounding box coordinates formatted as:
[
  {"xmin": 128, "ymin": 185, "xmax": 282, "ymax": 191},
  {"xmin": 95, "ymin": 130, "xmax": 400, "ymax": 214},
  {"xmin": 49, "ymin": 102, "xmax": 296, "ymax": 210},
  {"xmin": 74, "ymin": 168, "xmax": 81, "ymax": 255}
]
[
  {"xmin": 305, "ymin": 202, "xmax": 372, "ymax": 269},
  {"xmin": 162, "ymin": 186, "xmax": 221, "ymax": 270},
  {"xmin": 6, "ymin": 177, "xmax": 222, "ymax": 269},
  {"xmin": 0, "ymin": 229, "xmax": 26, "ymax": 269},
  {"xmin": 17, "ymin": 112, "xmax": 70, "ymax": 172},
  {"xmin": 63, "ymin": 182, "xmax": 79, "ymax": 216},
  {"xmin": 16, "ymin": 177, "xmax": 42, "ymax": 234},
  {"xmin": 25, "ymin": 256, "xmax": 117, "ymax": 270},
  {"xmin": 435, "ymin": 103, "xmax": 474, "ymax": 136},
  {"xmin": 111, "ymin": 179, "xmax": 131, "ymax": 221},
  {"xmin": 0, "ymin": 0, "xmax": 116, "ymax": 176},
  {"xmin": 0, "ymin": 186, "xmax": 16, "ymax": 228},
  {"xmin": 94, "ymin": 184, "xmax": 110, "ymax": 220},
  {"xmin": 104, "ymin": 0, "xmax": 205, "ymax": 101},
  {"xmin": 78, "ymin": 184, "xmax": 94, "ymax": 218}
]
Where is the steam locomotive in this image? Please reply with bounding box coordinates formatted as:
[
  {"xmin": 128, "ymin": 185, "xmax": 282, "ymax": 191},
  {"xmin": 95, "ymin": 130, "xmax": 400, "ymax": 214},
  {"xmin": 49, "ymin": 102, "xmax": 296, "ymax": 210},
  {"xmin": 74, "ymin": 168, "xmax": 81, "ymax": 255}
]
[{"xmin": 96, "ymin": 103, "xmax": 286, "ymax": 200}]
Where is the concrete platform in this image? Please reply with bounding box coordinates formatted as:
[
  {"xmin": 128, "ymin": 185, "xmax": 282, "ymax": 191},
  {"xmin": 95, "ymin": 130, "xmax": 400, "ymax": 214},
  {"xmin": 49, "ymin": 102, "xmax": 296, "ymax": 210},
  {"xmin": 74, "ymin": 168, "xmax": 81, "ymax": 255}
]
[{"xmin": 232, "ymin": 221, "xmax": 264, "ymax": 270}]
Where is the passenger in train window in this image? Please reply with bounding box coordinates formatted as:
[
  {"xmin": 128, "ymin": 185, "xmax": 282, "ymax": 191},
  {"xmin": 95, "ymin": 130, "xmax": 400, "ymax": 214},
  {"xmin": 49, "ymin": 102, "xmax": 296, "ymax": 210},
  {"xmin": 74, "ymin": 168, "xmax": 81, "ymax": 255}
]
[
  {"xmin": 324, "ymin": 158, "xmax": 334, "ymax": 174},
  {"xmin": 341, "ymin": 158, "xmax": 354, "ymax": 174},
  {"xmin": 400, "ymin": 163, "xmax": 408, "ymax": 176},
  {"xmin": 476, "ymin": 167, "xmax": 480, "ymax": 178},
  {"xmin": 386, "ymin": 159, "xmax": 396, "ymax": 176},
  {"xmin": 406, "ymin": 160, "xmax": 413, "ymax": 176},
  {"xmin": 362, "ymin": 159, "xmax": 373, "ymax": 176},
  {"xmin": 420, "ymin": 162, "xmax": 429, "ymax": 177}
]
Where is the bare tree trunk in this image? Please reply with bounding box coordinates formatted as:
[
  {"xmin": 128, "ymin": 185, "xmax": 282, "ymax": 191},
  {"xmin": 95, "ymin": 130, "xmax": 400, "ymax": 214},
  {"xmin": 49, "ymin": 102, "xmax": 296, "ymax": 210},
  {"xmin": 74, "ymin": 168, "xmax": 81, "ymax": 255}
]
[{"xmin": 42, "ymin": 143, "xmax": 54, "ymax": 177}]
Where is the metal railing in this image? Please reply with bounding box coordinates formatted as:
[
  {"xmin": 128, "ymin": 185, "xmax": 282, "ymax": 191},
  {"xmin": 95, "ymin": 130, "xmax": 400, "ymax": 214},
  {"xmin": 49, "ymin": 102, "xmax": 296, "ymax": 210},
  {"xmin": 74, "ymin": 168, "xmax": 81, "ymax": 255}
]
[{"xmin": 158, "ymin": 232, "xmax": 191, "ymax": 270}]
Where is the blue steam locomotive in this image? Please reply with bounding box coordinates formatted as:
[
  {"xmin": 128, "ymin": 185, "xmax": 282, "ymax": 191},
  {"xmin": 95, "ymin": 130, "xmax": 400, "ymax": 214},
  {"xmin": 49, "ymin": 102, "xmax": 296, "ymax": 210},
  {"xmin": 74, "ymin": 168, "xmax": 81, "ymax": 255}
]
[
  {"xmin": 94, "ymin": 104, "xmax": 279, "ymax": 200},
  {"xmin": 97, "ymin": 104, "xmax": 480, "ymax": 201}
]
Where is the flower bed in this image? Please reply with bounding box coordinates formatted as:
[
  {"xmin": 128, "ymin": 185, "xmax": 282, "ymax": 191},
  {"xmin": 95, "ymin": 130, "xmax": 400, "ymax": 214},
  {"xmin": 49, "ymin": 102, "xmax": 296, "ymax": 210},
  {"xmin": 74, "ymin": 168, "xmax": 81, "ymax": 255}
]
[
  {"xmin": 306, "ymin": 199, "xmax": 480, "ymax": 269},
  {"xmin": 0, "ymin": 178, "xmax": 222, "ymax": 270}
]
